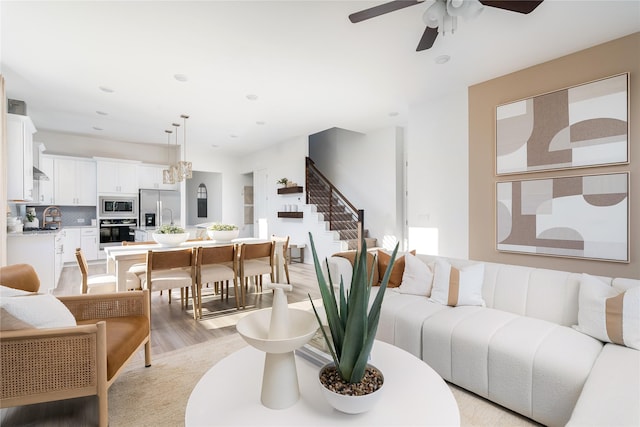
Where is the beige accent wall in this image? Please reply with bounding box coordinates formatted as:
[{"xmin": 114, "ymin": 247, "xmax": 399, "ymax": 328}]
[{"xmin": 469, "ymin": 32, "xmax": 639, "ymax": 279}]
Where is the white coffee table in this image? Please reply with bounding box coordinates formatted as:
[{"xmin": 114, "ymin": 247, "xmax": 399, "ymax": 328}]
[{"xmin": 185, "ymin": 340, "xmax": 460, "ymax": 426}]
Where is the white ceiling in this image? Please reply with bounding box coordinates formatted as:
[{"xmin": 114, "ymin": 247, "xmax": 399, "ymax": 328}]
[{"xmin": 2, "ymin": 1, "xmax": 639, "ymax": 157}]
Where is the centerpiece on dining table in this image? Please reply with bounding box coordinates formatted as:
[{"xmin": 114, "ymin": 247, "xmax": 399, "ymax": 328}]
[
  {"xmin": 207, "ymin": 223, "xmax": 239, "ymax": 242},
  {"xmin": 152, "ymin": 224, "xmax": 189, "ymax": 247}
]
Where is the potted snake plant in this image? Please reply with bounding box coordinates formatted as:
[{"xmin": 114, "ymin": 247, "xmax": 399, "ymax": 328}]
[{"xmin": 308, "ymin": 232, "xmax": 398, "ymax": 414}]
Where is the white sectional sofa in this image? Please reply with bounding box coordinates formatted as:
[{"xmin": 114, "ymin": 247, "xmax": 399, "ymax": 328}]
[{"xmin": 326, "ymin": 253, "xmax": 640, "ymax": 427}]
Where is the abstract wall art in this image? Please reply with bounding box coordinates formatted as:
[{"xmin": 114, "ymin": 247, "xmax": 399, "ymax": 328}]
[
  {"xmin": 496, "ymin": 172, "xmax": 629, "ymax": 262},
  {"xmin": 496, "ymin": 73, "xmax": 628, "ymax": 175}
]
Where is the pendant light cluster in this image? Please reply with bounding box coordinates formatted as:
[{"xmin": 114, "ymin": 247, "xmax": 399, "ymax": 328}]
[{"xmin": 162, "ymin": 114, "xmax": 192, "ymax": 184}]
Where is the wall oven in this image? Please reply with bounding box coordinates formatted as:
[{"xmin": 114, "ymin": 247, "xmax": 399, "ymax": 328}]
[
  {"xmin": 99, "ymin": 196, "xmax": 137, "ymax": 218},
  {"xmin": 99, "ymin": 218, "xmax": 137, "ymax": 249}
]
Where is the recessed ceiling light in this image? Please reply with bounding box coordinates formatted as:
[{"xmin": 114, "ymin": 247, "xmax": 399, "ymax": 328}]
[
  {"xmin": 93, "ymin": 126, "xmax": 103, "ymax": 131},
  {"xmin": 246, "ymin": 94, "xmax": 258, "ymax": 101},
  {"xmin": 230, "ymin": 134, "xmax": 239, "ymax": 138},
  {"xmin": 96, "ymin": 111, "xmax": 108, "ymax": 116},
  {"xmin": 388, "ymin": 112, "xmax": 399, "ymax": 117},
  {"xmin": 256, "ymin": 121, "xmax": 265, "ymax": 125},
  {"xmin": 211, "ymin": 144, "xmax": 219, "ymax": 148},
  {"xmin": 174, "ymin": 74, "xmax": 188, "ymax": 82},
  {"xmin": 434, "ymin": 55, "xmax": 451, "ymax": 65},
  {"xmin": 98, "ymin": 86, "xmax": 114, "ymax": 93}
]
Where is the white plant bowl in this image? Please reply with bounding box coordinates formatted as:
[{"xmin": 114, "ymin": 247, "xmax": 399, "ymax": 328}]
[
  {"xmin": 318, "ymin": 363, "xmax": 384, "ymax": 414},
  {"xmin": 152, "ymin": 232, "xmax": 189, "ymax": 247},
  {"xmin": 207, "ymin": 229, "xmax": 239, "ymax": 242}
]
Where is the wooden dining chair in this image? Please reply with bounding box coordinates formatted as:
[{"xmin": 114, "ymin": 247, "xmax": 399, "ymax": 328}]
[
  {"xmin": 238, "ymin": 241, "xmax": 275, "ymax": 306},
  {"xmin": 271, "ymin": 235, "xmax": 291, "ymax": 284},
  {"xmin": 140, "ymin": 248, "xmax": 196, "ymax": 315},
  {"xmin": 75, "ymin": 248, "xmax": 141, "ymax": 294},
  {"xmin": 195, "ymin": 245, "xmax": 239, "ymax": 318}
]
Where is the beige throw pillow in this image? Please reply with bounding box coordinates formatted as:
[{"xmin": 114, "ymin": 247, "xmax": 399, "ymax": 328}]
[
  {"xmin": 429, "ymin": 259, "xmax": 485, "ymax": 307},
  {"xmin": 574, "ymin": 273, "xmax": 640, "ymax": 350}
]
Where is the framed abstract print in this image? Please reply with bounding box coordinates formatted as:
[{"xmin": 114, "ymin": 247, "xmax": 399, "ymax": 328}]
[
  {"xmin": 496, "ymin": 172, "xmax": 629, "ymax": 262},
  {"xmin": 496, "ymin": 73, "xmax": 629, "ymax": 175}
]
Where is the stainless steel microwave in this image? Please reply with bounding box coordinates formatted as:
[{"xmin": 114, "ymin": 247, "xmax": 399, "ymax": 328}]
[{"xmin": 99, "ymin": 196, "xmax": 137, "ymax": 218}]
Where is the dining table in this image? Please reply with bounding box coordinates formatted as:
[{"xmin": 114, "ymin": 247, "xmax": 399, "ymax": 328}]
[{"xmin": 104, "ymin": 237, "xmax": 287, "ymax": 293}]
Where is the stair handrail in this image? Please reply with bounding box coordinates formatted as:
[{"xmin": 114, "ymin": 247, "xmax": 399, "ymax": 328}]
[{"xmin": 306, "ymin": 157, "xmax": 364, "ymax": 240}]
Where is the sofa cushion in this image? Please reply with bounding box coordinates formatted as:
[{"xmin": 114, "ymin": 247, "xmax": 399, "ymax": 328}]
[
  {"xmin": 567, "ymin": 343, "xmax": 640, "ymax": 427},
  {"xmin": 430, "ymin": 259, "xmax": 485, "ymax": 307},
  {"xmin": 488, "ymin": 317, "xmax": 602, "ymax": 427},
  {"xmin": 78, "ymin": 315, "xmax": 149, "ymax": 381},
  {"xmin": 398, "ymin": 253, "xmax": 433, "ymax": 296},
  {"xmin": 392, "ymin": 298, "xmax": 447, "ymax": 358},
  {"xmin": 575, "ymin": 273, "xmax": 640, "ymax": 350},
  {"xmin": 0, "ymin": 293, "xmax": 77, "ymax": 331}
]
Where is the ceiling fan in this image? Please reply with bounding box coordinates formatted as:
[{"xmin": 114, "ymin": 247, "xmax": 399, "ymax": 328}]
[{"xmin": 349, "ymin": 0, "xmax": 544, "ymax": 51}]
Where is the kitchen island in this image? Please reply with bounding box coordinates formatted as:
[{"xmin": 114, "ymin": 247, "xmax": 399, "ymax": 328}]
[{"xmin": 6, "ymin": 230, "xmax": 64, "ymax": 293}]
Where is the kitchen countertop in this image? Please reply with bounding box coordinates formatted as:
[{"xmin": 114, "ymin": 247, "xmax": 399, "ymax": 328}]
[{"xmin": 7, "ymin": 225, "xmax": 97, "ymax": 237}]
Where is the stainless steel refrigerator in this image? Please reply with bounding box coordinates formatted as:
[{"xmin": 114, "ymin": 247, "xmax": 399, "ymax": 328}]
[{"xmin": 139, "ymin": 189, "xmax": 181, "ymax": 228}]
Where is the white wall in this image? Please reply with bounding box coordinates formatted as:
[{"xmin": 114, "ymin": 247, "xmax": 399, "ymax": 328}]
[
  {"xmin": 238, "ymin": 135, "xmax": 308, "ymax": 241},
  {"xmin": 406, "ymin": 88, "xmax": 469, "ymax": 258},
  {"xmin": 308, "ymin": 127, "xmax": 403, "ymax": 250}
]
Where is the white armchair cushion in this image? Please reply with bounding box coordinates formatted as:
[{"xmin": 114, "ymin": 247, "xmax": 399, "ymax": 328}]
[
  {"xmin": 0, "ymin": 293, "xmax": 76, "ymax": 330},
  {"xmin": 398, "ymin": 253, "xmax": 434, "ymax": 296},
  {"xmin": 574, "ymin": 273, "xmax": 640, "ymax": 350},
  {"xmin": 430, "ymin": 259, "xmax": 485, "ymax": 307}
]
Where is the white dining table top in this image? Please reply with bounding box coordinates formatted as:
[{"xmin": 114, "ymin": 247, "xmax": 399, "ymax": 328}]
[{"xmin": 104, "ymin": 237, "xmax": 272, "ymax": 258}]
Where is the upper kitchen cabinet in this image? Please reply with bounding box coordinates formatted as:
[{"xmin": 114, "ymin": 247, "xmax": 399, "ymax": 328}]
[
  {"xmin": 7, "ymin": 113, "xmax": 35, "ymax": 201},
  {"xmin": 97, "ymin": 159, "xmax": 138, "ymax": 194},
  {"xmin": 138, "ymin": 164, "xmax": 178, "ymax": 191},
  {"xmin": 38, "ymin": 154, "xmax": 55, "ymax": 205},
  {"xmin": 54, "ymin": 157, "xmax": 97, "ymax": 205}
]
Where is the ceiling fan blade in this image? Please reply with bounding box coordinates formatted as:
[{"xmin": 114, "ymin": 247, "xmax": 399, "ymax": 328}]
[
  {"xmin": 479, "ymin": 0, "xmax": 544, "ymax": 14},
  {"xmin": 349, "ymin": 0, "xmax": 423, "ymax": 23},
  {"xmin": 416, "ymin": 26, "xmax": 438, "ymax": 51}
]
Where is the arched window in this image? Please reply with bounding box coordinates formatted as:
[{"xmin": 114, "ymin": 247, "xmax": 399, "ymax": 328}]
[{"xmin": 197, "ymin": 183, "xmax": 208, "ymax": 218}]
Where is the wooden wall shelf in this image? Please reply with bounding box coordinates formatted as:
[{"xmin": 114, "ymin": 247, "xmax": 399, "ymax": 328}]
[
  {"xmin": 277, "ymin": 186, "xmax": 303, "ymax": 194},
  {"xmin": 277, "ymin": 212, "xmax": 303, "ymax": 218}
]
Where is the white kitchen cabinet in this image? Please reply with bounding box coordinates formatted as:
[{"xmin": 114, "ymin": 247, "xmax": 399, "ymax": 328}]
[
  {"xmin": 38, "ymin": 154, "xmax": 55, "ymax": 204},
  {"xmin": 97, "ymin": 160, "xmax": 139, "ymax": 194},
  {"xmin": 138, "ymin": 164, "xmax": 178, "ymax": 190},
  {"xmin": 62, "ymin": 228, "xmax": 81, "ymax": 263},
  {"xmin": 55, "ymin": 157, "xmax": 97, "ymax": 205},
  {"xmin": 81, "ymin": 228, "xmax": 99, "ymax": 260},
  {"xmin": 7, "ymin": 114, "xmax": 35, "ymax": 201}
]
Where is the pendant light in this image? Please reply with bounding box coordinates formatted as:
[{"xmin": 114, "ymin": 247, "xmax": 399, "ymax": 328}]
[
  {"xmin": 172, "ymin": 122, "xmax": 181, "ymax": 182},
  {"xmin": 177, "ymin": 114, "xmax": 192, "ymax": 180},
  {"xmin": 162, "ymin": 129, "xmax": 175, "ymax": 184}
]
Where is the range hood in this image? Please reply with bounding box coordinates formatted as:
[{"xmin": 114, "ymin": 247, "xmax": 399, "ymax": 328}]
[{"xmin": 33, "ymin": 166, "xmax": 50, "ymax": 181}]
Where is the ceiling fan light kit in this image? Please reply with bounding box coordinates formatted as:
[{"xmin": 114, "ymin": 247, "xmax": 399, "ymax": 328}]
[{"xmin": 423, "ymin": 0, "xmax": 484, "ymax": 35}]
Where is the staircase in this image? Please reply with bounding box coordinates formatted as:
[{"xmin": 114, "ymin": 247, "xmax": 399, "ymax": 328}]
[{"xmin": 305, "ymin": 157, "xmax": 375, "ymax": 250}]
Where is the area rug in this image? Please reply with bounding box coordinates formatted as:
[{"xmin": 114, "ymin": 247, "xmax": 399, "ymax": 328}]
[{"xmin": 109, "ymin": 333, "xmax": 538, "ymax": 427}]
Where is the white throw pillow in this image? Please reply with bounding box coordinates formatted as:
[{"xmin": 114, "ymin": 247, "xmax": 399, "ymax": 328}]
[
  {"xmin": 0, "ymin": 293, "xmax": 77, "ymax": 330},
  {"xmin": 574, "ymin": 273, "xmax": 640, "ymax": 350},
  {"xmin": 0, "ymin": 285, "xmax": 32, "ymax": 298},
  {"xmin": 398, "ymin": 253, "xmax": 434, "ymax": 296},
  {"xmin": 429, "ymin": 259, "xmax": 485, "ymax": 307}
]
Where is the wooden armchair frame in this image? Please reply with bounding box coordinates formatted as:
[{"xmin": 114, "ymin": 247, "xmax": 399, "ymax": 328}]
[{"xmin": 0, "ymin": 290, "xmax": 151, "ymax": 427}]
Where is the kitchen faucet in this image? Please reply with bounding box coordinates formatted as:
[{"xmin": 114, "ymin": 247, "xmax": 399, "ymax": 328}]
[{"xmin": 162, "ymin": 207, "xmax": 174, "ymax": 225}]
